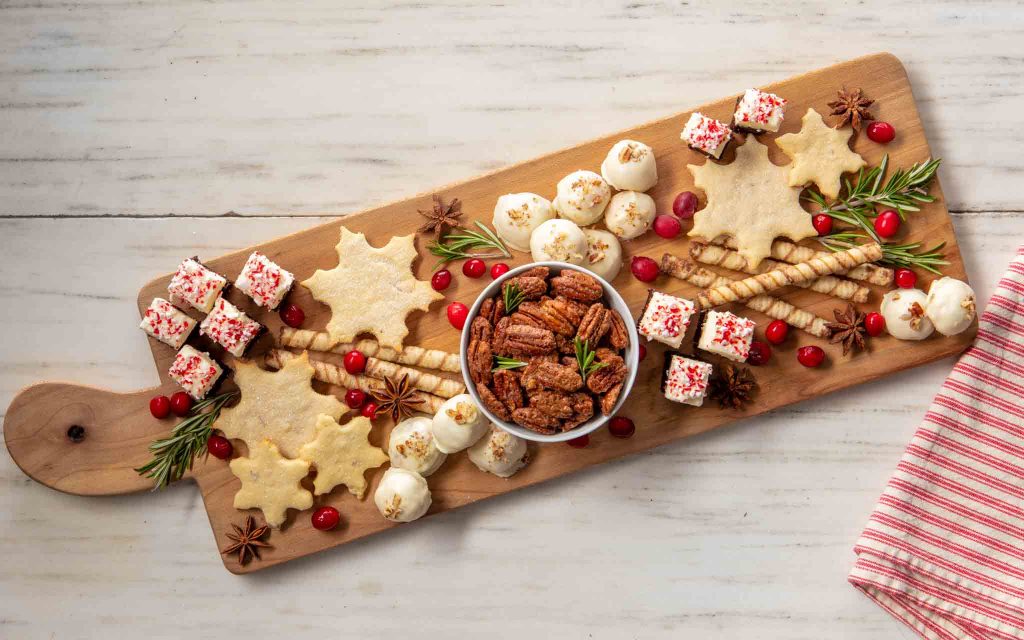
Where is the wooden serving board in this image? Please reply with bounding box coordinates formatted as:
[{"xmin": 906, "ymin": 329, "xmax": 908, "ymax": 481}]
[{"xmin": 4, "ymin": 53, "xmax": 975, "ymax": 573}]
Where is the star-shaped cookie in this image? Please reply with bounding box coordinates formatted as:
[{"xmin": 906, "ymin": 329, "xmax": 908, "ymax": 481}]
[
  {"xmin": 230, "ymin": 438, "xmax": 314, "ymax": 528},
  {"xmin": 298, "ymin": 415, "xmax": 388, "ymax": 499},
  {"xmin": 214, "ymin": 351, "xmax": 346, "ymax": 459},
  {"xmin": 687, "ymin": 136, "xmax": 816, "ymax": 269},
  {"xmin": 775, "ymin": 108, "xmax": 866, "ymax": 199},
  {"xmin": 302, "ymin": 227, "xmax": 443, "ymax": 350}
]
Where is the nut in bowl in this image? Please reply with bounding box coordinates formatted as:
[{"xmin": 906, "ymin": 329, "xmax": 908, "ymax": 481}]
[{"xmin": 460, "ymin": 262, "xmax": 640, "ymax": 443}]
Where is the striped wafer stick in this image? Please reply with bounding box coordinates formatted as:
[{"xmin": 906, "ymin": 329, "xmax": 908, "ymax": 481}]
[
  {"xmin": 363, "ymin": 356, "xmax": 465, "ymax": 398},
  {"xmin": 713, "ymin": 237, "xmax": 893, "ymax": 286},
  {"xmin": 660, "ymin": 254, "xmax": 831, "ymax": 338},
  {"xmin": 695, "ymin": 243, "xmax": 882, "ymax": 309},
  {"xmin": 265, "ymin": 349, "xmax": 445, "ymax": 414},
  {"xmin": 279, "ymin": 328, "xmax": 461, "ymax": 373},
  {"xmin": 690, "ymin": 242, "xmax": 870, "ymax": 303}
]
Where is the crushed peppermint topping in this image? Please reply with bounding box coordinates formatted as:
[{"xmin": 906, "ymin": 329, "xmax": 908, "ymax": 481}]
[
  {"xmin": 140, "ymin": 298, "xmax": 196, "ymax": 349},
  {"xmin": 704, "ymin": 311, "xmax": 756, "ymax": 361},
  {"xmin": 664, "ymin": 356, "xmax": 712, "ymax": 405},
  {"xmin": 200, "ymin": 297, "xmax": 262, "ymax": 357},
  {"xmin": 734, "ymin": 89, "xmax": 786, "ymax": 127},
  {"xmin": 639, "ymin": 292, "xmax": 696, "ymax": 346},
  {"xmin": 168, "ymin": 258, "xmax": 227, "ymax": 313},
  {"xmin": 682, "ymin": 112, "xmax": 732, "ymax": 156},
  {"xmin": 237, "ymin": 251, "xmax": 293, "ymax": 309},
  {"xmin": 169, "ymin": 345, "xmax": 223, "ymax": 400}
]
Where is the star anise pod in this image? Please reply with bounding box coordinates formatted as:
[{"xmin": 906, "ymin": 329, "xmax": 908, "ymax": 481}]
[
  {"xmin": 371, "ymin": 374, "xmax": 423, "ymax": 421},
  {"xmin": 826, "ymin": 303, "xmax": 867, "ymax": 355},
  {"xmin": 220, "ymin": 515, "xmax": 271, "ymax": 566},
  {"xmin": 417, "ymin": 194, "xmax": 463, "ymax": 238},
  {"xmin": 709, "ymin": 364, "xmax": 757, "ymax": 410},
  {"xmin": 827, "ymin": 87, "xmax": 874, "ymax": 131}
]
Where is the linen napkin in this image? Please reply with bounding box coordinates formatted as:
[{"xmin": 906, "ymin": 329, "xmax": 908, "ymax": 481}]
[{"xmin": 849, "ymin": 247, "xmax": 1024, "ymax": 640}]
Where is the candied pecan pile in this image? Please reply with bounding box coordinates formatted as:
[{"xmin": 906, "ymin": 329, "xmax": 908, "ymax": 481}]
[{"xmin": 468, "ymin": 267, "xmax": 631, "ymax": 435}]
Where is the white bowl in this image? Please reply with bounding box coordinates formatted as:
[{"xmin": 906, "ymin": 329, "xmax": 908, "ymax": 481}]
[{"xmin": 459, "ymin": 261, "xmax": 640, "ymax": 443}]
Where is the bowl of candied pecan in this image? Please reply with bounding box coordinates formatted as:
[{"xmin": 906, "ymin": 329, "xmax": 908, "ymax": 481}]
[{"xmin": 460, "ymin": 262, "xmax": 639, "ymax": 442}]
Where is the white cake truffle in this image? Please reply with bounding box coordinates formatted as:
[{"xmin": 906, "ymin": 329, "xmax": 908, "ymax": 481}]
[
  {"xmin": 492, "ymin": 193, "xmax": 555, "ymax": 252},
  {"xmin": 582, "ymin": 229, "xmax": 623, "ymax": 282},
  {"xmin": 468, "ymin": 427, "xmax": 530, "ymax": 478},
  {"xmin": 925, "ymin": 277, "xmax": 977, "ymax": 336},
  {"xmin": 374, "ymin": 468, "xmax": 431, "ymax": 523},
  {"xmin": 604, "ymin": 191, "xmax": 657, "ymax": 240},
  {"xmin": 881, "ymin": 289, "xmax": 934, "ymax": 341},
  {"xmin": 553, "ymin": 170, "xmax": 611, "ymax": 225},
  {"xmin": 388, "ymin": 416, "xmax": 447, "ymax": 477},
  {"xmin": 601, "ymin": 140, "xmax": 658, "ymax": 192},
  {"xmin": 529, "ymin": 218, "xmax": 587, "ymax": 265},
  {"xmin": 431, "ymin": 394, "xmax": 490, "ymax": 454}
]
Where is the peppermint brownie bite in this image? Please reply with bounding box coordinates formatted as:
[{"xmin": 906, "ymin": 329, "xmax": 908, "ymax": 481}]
[
  {"xmin": 168, "ymin": 257, "xmax": 228, "ymax": 314},
  {"xmin": 139, "ymin": 297, "xmax": 197, "ymax": 349},
  {"xmin": 662, "ymin": 354, "xmax": 713, "ymax": 406},
  {"xmin": 697, "ymin": 310, "xmax": 756, "ymax": 363},
  {"xmin": 235, "ymin": 251, "xmax": 294, "ymax": 310},
  {"xmin": 731, "ymin": 89, "xmax": 787, "ymax": 134},
  {"xmin": 637, "ymin": 290, "xmax": 698, "ymax": 350},
  {"xmin": 680, "ymin": 112, "xmax": 732, "ymax": 159},
  {"xmin": 169, "ymin": 344, "xmax": 224, "ymax": 400},
  {"xmin": 200, "ymin": 297, "xmax": 264, "ymax": 357}
]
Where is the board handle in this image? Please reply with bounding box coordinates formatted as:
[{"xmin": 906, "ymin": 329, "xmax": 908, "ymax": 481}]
[{"xmin": 3, "ymin": 382, "xmax": 179, "ymax": 496}]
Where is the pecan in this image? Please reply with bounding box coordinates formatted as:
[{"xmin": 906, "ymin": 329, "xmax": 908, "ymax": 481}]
[
  {"xmin": 550, "ymin": 270, "xmax": 603, "ymax": 302},
  {"xmin": 491, "ymin": 297, "xmax": 506, "ymax": 323},
  {"xmin": 511, "ymin": 407, "xmax": 559, "ymax": 434},
  {"xmin": 467, "ymin": 337, "xmax": 493, "ymax": 385},
  {"xmin": 587, "ymin": 357, "xmax": 626, "ymax": 394},
  {"xmin": 504, "ymin": 324, "xmax": 556, "ymax": 356},
  {"xmin": 600, "ymin": 381, "xmax": 623, "ymax": 416},
  {"xmin": 492, "ymin": 317, "xmax": 511, "ymax": 355},
  {"xmin": 576, "ymin": 303, "xmax": 611, "ymax": 345},
  {"xmin": 555, "ymin": 334, "xmax": 576, "ymax": 355},
  {"xmin": 539, "ymin": 298, "xmax": 581, "ymax": 336},
  {"xmin": 517, "ymin": 300, "xmax": 574, "ymax": 336},
  {"xmin": 492, "ymin": 369, "xmax": 524, "ymax": 412},
  {"xmin": 563, "ymin": 392, "xmax": 594, "ymax": 430},
  {"xmin": 479, "ymin": 298, "xmax": 494, "ymax": 325},
  {"xmin": 504, "ymin": 276, "xmax": 547, "ymax": 300},
  {"xmin": 518, "ymin": 266, "xmax": 550, "ymax": 280},
  {"xmin": 534, "ymin": 361, "xmax": 583, "ymax": 392},
  {"xmin": 469, "ymin": 315, "xmax": 492, "ymax": 343},
  {"xmin": 508, "ymin": 311, "xmax": 546, "ymax": 330},
  {"xmin": 476, "ymin": 381, "xmax": 511, "ymax": 421},
  {"xmin": 528, "ymin": 389, "xmax": 574, "ymax": 419},
  {"xmin": 606, "ymin": 310, "xmax": 629, "ymax": 350},
  {"xmin": 560, "ymin": 355, "xmax": 580, "ymax": 370},
  {"xmin": 547, "ymin": 296, "xmax": 587, "ymax": 328},
  {"xmin": 520, "ymin": 359, "xmax": 542, "ymax": 393},
  {"xmin": 595, "ymin": 347, "xmax": 621, "ymax": 363}
]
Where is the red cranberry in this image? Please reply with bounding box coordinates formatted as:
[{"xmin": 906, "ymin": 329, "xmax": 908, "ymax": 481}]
[
  {"xmin": 637, "ymin": 343, "xmax": 647, "ymax": 362},
  {"xmin": 360, "ymin": 402, "xmax": 379, "ymax": 419},
  {"xmin": 608, "ymin": 416, "xmax": 635, "ymax": 438},
  {"xmin": 566, "ymin": 434, "xmax": 590, "ymax": 448},
  {"xmin": 344, "ymin": 389, "xmax": 366, "ymax": 409},
  {"xmin": 672, "ymin": 191, "xmax": 698, "ymax": 219},
  {"xmin": 447, "ymin": 302, "xmax": 469, "ymax": 329},
  {"xmin": 865, "ymin": 312, "xmax": 886, "ymax": 337},
  {"xmin": 630, "ymin": 256, "xmax": 659, "ymax": 283},
  {"xmin": 866, "ymin": 121, "xmax": 896, "ymax": 144},
  {"xmin": 149, "ymin": 395, "xmax": 171, "ymax": 419},
  {"xmin": 895, "ymin": 268, "xmax": 918, "ymax": 289},
  {"xmin": 279, "ymin": 303, "xmax": 305, "ymax": 329},
  {"xmin": 462, "ymin": 259, "xmax": 486, "ymax": 278},
  {"xmin": 170, "ymin": 391, "xmax": 193, "ymax": 417},
  {"xmin": 764, "ymin": 320, "xmax": 789, "ymax": 345},
  {"xmin": 207, "ymin": 434, "xmax": 233, "ymax": 460},
  {"xmin": 431, "ymin": 269, "xmax": 452, "ymax": 292},
  {"xmin": 311, "ymin": 506, "xmax": 341, "ymax": 531},
  {"xmin": 343, "ymin": 350, "xmax": 367, "ymax": 375},
  {"xmin": 490, "ymin": 263, "xmax": 511, "ymax": 279},
  {"xmin": 746, "ymin": 340, "xmax": 772, "ymax": 366},
  {"xmin": 874, "ymin": 210, "xmax": 901, "ymax": 238},
  {"xmin": 797, "ymin": 345, "xmax": 826, "ymax": 368},
  {"xmin": 812, "ymin": 214, "xmax": 833, "ymax": 236},
  {"xmin": 653, "ymin": 214, "xmax": 682, "ymax": 239}
]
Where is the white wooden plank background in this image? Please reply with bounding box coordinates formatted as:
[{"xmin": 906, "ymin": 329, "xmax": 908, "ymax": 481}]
[{"xmin": 1, "ymin": 1, "xmax": 1022, "ymax": 638}]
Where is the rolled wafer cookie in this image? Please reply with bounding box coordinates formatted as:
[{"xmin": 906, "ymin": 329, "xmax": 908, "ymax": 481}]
[
  {"xmin": 279, "ymin": 328, "xmax": 461, "ymax": 373},
  {"xmin": 690, "ymin": 242, "xmax": 870, "ymax": 303},
  {"xmin": 363, "ymin": 356, "xmax": 465, "ymax": 398},
  {"xmin": 714, "ymin": 236, "xmax": 893, "ymax": 286},
  {"xmin": 695, "ymin": 243, "xmax": 882, "ymax": 309},
  {"xmin": 265, "ymin": 349, "xmax": 445, "ymax": 415},
  {"xmin": 660, "ymin": 254, "xmax": 831, "ymax": 338}
]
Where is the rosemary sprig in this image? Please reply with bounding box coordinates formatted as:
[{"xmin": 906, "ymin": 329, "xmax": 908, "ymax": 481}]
[
  {"xmin": 502, "ymin": 281, "xmax": 526, "ymax": 314},
  {"xmin": 428, "ymin": 221, "xmax": 511, "ymax": 268},
  {"xmin": 493, "ymin": 356, "xmax": 529, "ymax": 372},
  {"xmin": 821, "ymin": 232, "xmax": 949, "ymax": 274},
  {"xmin": 573, "ymin": 337, "xmax": 608, "ymax": 385},
  {"xmin": 135, "ymin": 390, "xmax": 238, "ymax": 490}
]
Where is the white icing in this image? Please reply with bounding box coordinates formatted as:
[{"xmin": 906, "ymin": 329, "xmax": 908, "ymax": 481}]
[
  {"xmin": 581, "ymin": 229, "xmax": 623, "ymax": 282},
  {"xmin": 139, "ymin": 297, "xmax": 196, "ymax": 349},
  {"xmin": 388, "ymin": 416, "xmax": 447, "ymax": 477},
  {"xmin": 881, "ymin": 289, "xmax": 935, "ymax": 340},
  {"xmin": 167, "ymin": 258, "xmax": 227, "ymax": 313},
  {"xmin": 199, "ymin": 297, "xmax": 262, "ymax": 357},
  {"xmin": 492, "ymin": 193, "xmax": 555, "ymax": 252},
  {"xmin": 600, "ymin": 140, "xmax": 658, "ymax": 192},
  {"xmin": 529, "ymin": 219, "xmax": 587, "ymax": 265},
  {"xmin": 664, "ymin": 355, "xmax": 713, "ymax": 406},
  {"xmin": 697, "ymin": 310, "xmax": 755, "ymax": 362},
  {"xmin": 603, "ymin": 191, "xmax": 656, "ymax": 240},
  {"xmin": 374, "ymin": 468, "xmax": 431, "ymax": 523},
  {"xmin": 925, "ymin": 277, "xmax": 977, "ymax": 337},
  {"xmin": 467, "ymin": 426, "xmax": 529, "ymax": 478},
  {"xmin": 733, "ymin": 89, "xmax": 786, "ymax": 132},
  {"xmin": 430, "ymin": 394, "xmax": 490, "ymax": 454},
  {"xmin": 235, "ymin": 251, "xmax": 294, "ymax": 309},
  {"xmin": 681, "ymin": 112, "xmax": 731, "ymax": 158},
  {"xmin": 553, "ymin": 170, "xmax": 611, "ymax": 225},
  {"xmin": 638, "ymin": 291, "xmax": 696, "ymax": 349}
]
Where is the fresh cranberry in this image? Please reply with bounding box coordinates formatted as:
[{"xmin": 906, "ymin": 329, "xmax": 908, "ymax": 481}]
[
  {"xmin": 608, "ymin": 416, "xmax": 635, "ymax": 438},
  {"xmin": 431, "ymin": 269, "xmax": 452, "ymax": 292},
  {"xmin": 812, "ymin": 214, "xmax": 833, "ymax": 236},
  {"xmin": 360, "ymin": 402, "xmax": 379, "ymax": 419},
  {"xmin": 490, "ymin": 263, "xmax": 511, "ymax": 279},
  {"xmin": 747, "ymin": 340, "xmax": 772, "ymax": 366},
  {"xmin": 447, "ymin": 302, "xmax": 469, "ymax": 329},
  {"xmin": 630, "ymin": 256, "xmax": 659, "ymax": 283},
  {"xmin": 344, "ymin": 389, "xmax": 366, "ymax": 409},
  {"xmin": 149, "ymin": 395, "xmax": 171, "ymax": 419},
  {"xmin": 637, "ymin": 343, "xmax": 647, "ymax": 362},
  {"xmin": 866, "ymin": 121, "xmax": 896, "ymax": 144},
  {"xmin": 343, "ymin": 350, "xmax": 367, "ymax": 375},
  {"xmin": 764, "ymin": 320, "xmax": 789, "ymax": 345},
  {"xmin": 462, "ymin": 259, "xmax": 486, "ymax": 278},
  {"xmin": 672, "ymin": 191, "xmax": 698, "ymax": 219},
  {"xmin": 653, "ymin": 215, "xmax": 682, "ymax": 239},
  {"xmin": 864, "ymin": 312, "xmax": 886, "ymax": 337},
  {"xmin": 311, "ymin": 506, "xmax": 341, "ymax": 531},
  {"xmin": 874, "ymin": 210, "xmax": 901, "ymax": 238},
  {"xmin": 895, "ymin": 268, "xmax": 918, "ymax": 289},
  {"xmin": 566, "ymin": 434, "xmax": 590, "ymax": 448},
  {"xmin": 207, "ymin": 434, "xmax": 233, "ymax": 460},
  {"xmin": 279, "ymin": 303, "xmax": 305, "ymax": 329},
  {"xmin": 170, "ymin": 391, "xmax": 192, "ymax": 417},
  {"xmin": 797, "ymin": 345, "xmax": 826, "ymax": 368}
]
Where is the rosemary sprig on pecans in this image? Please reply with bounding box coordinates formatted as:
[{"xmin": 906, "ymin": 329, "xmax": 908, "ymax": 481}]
[
  {"xmin": 573, "ymin": 337, "xmax": 608, "ymax": 385},
  {"xmin": 492, "ymin": 355, "xmax": 529, "ymax": 372},
  {"xmin": 502, "ymin": 281, "xmax": 526, "ymax": 314},
  {"xmin": 428, "ymin": 221, "xmax": 511, "ymax": 268}
]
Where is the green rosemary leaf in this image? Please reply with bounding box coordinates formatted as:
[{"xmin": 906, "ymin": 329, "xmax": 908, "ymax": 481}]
[
  {"xmin": 428, "ymin": 221, "xmax": 511, "ymax": 268},
  {"xmin": 492, "ymin": 356, "xmax": 529, "ymax": 372},
  {"xmin": 573, "ymin": 337, "xmax": 608, "ymax": 384},
  {"xmin": 502, "ymin": 281, "xmax": 526, "ymax": 314}
]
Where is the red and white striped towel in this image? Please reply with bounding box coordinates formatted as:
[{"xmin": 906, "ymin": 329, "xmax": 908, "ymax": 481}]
[{"xmin": 850, "ymin": 247, "xmax": 1024, "ymax": 640}]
